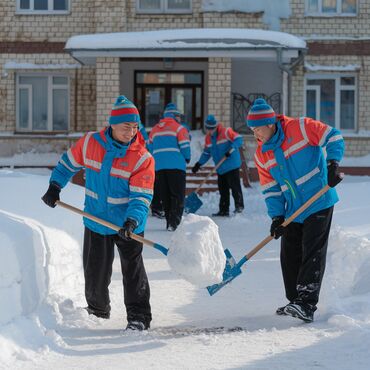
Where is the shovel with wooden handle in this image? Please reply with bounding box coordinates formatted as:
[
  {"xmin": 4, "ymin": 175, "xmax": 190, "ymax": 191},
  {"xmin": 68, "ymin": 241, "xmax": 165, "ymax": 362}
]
[
  {"xmin": 207, "ymin": 184, "xmax": 334, "ymax": 295},
  {"xmin": 55, "ymin": 200, "xmax": 169, "ymax": 256},
  {"xmin": 185, "ymin": 151, "xmax": 232, "ymax": 214}
]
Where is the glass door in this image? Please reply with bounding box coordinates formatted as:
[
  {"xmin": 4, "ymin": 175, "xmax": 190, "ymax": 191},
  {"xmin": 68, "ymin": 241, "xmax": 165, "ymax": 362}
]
[
  {"xmin": 135, "ymin": 71, "xmax": 203, "ymax": 129},
  {"xmin": 136, "ymin": 86, "xmax": 165, "ymax": 128}
]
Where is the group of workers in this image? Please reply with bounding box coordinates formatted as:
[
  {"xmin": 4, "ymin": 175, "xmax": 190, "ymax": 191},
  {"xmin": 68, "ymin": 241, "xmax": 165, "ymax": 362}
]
[{"xmin": 41, "ymin": 94, "xmax": 344, "ymax": 330}]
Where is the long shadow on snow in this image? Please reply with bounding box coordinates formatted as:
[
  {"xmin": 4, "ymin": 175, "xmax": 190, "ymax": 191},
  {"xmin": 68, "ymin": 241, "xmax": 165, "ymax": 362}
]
[{"xmin": 224, "ymin": 325, "xmax": 370, "ymax": 370}]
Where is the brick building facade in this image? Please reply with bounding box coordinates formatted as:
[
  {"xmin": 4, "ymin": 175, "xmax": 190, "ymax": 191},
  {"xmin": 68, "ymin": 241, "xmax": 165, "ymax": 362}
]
[{"xmin": 0, "ymin": 0, "xmax": 369, "ymax": 161}]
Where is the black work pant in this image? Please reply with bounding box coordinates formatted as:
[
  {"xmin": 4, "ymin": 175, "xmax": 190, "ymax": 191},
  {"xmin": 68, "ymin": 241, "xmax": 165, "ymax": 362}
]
[
  {"xmin": 280, "ymin": 206, "xmax": 334, "ymax": 311},
  {"xmin": 156, "ymin": 169, "xmax": 186, "ymax": 229},
  {"xmin": 217, "ymin": 168, "xmax": 244, "ymax": 213},
  {"xmin": 151, "ymin": 172, "xmax": 163, "ymax": 212},
  {"xmin": 83, "ymin": 227, "xmax": 151, "ymax": 326}
]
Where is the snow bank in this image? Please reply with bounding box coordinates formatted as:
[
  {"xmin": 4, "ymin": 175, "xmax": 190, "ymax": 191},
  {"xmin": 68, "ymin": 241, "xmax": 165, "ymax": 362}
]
[
  {"xmin": 0, "ymin": 210, "xmax": 83, "ymax": 327},
  {"xmin": 325, "ymin": 227, "xmax": 370, "ymax": 298},
  {"xmin": 167, "ymin": 214, "xmax": 226, "ymax": 287}
]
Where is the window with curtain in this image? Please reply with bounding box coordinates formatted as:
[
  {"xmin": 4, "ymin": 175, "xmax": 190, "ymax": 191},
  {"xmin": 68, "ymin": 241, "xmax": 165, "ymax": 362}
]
[
  {"xmin": 137, "ymin": 0, "xmax": 192, "ymax": 13},
  {"xmin": 17, "ymin": 0, "xmax": 69, "ymax": 13},
  {"xmin": 306, "ymin": 0, "xmax": 356, "ymax": 15},
  {"xmin": 17, "ymin": 74, "xmax": 69, "ymax": 132},
  {"xmin": 305, "ymin": 74, "xmax": 356, "ymax": 131}
]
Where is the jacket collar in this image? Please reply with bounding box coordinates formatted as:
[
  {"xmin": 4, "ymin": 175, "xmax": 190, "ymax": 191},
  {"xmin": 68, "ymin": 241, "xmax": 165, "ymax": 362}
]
[{"xmin": 261, "ymin": 120, "xmax": 285, "ymax": 153}]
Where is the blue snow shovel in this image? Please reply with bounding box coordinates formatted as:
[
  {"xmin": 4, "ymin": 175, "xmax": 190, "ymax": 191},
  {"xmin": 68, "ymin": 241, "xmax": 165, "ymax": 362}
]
[
  {"xmin": 185, "ymin": 154, "xmax": 229, "ymax": 214},
  {"xmin": 207, "ymin": 184, "xmax": 332, "ymax": 295},
  {"xmin": 56, "ymin": 201, "xmax": 169, "ymax": 256}
]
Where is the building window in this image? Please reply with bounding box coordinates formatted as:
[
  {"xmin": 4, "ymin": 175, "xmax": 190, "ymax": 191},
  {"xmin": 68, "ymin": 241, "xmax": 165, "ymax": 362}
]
[
  {"xmin": 305, "ymin": 74, "xmax": 356, "ymax": 131},
  {"xmin": 136, "ymin": 0, "xmax": 192, "ymax": 14},
  {"xmin": 16, "ymin": 0, "xmax": 69, "ymax": 14},
  {"xmin": 16, "ymin": 74, "xmax": 69, "ymax": 132},
  {"xmin": 306, "ymin": 0, "xmax": 357, "ymax": 15}
]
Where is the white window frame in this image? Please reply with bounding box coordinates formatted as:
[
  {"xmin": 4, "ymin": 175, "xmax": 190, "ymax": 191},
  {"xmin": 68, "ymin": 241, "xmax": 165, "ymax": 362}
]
[
  {"xmin": 305, "ymin": 0, "xmax": 357, "ymax": 16},
  {"xmin": 16, "ymin": 73, "xmax": 70, "ymax": 132},
  {"xmin": 136, "ymin": 0, "xmax": 192, "ymax": 14},
  {"xmin": 304, "ymin": 73, "xmax": 357, "ymax": 132},
  {"xmin": 16, "ymin": 0, "xmax": 70, "ymax": 15}
]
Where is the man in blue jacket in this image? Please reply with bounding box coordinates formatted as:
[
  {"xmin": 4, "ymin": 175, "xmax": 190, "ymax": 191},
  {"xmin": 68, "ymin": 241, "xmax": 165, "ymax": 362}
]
[
  {"xmin": 42, "ymin": 96, "xmax": 155, "ymax": 331},
  {"xmin": 247, "ymin": 98, "xmax": 345, "ymax": 323},
  {"xmin": 192, "ymin": 115, "xmax": 244, "ymax": 216},
  {"xmin": 149, "ymin": 103, "xmax": 191, "ymax": 231}
]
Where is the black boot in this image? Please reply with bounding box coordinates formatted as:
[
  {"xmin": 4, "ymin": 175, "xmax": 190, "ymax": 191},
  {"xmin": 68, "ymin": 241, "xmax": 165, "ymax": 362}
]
[
  {"xmin": 276, "ymin": 304, "xmax": 289, "ymax": 316},
  {"xmin": 284, "ymin": 303, "xmax": 314, "ymax": 323},
  {"xmin": 212, "ymin": 210, "xmax": 229, "ymax": 217},
  {"xmin": 126, "ymin": 320, "xmax": 149, "ymax": 331}
]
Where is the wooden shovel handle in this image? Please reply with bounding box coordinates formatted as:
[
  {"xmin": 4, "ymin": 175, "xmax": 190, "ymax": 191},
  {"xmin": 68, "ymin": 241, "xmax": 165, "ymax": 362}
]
[
  {"xmin": 55, "ymin": 200, "xmax": 156, "ymax": 248},
  {"xmin": 245, "ymin": 185, "xmax": 331, "ymax": 260},
  {"xmin": 194, "ymin": 151, "xmax": 233, "ymax": 194}
]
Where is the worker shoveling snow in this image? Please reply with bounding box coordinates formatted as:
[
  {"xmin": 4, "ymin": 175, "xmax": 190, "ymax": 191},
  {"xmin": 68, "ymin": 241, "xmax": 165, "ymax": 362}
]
[{"xmin": 167, "ymin": 214, "xmax": 226, "ymax": 288}]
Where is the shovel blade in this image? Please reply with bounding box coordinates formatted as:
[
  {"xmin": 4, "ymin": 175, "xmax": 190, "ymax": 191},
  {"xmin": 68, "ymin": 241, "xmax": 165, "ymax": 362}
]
[
  {"xmin": 153, "ymin": 242, "xmax": 169, "ymax": 256},
  {"xmin": 184, "ymin": 192, "xmax": 203, "ymax": 214},
  {"xmin": 207, "ymin": 248, "xmax": 242, "ymax": 296}
]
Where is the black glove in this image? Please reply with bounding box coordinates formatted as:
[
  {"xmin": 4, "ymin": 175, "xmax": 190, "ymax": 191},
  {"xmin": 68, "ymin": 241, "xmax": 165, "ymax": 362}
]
[
  {"xmin": 118, "ymin": 218, "xmax": 138, "ymax": 241},
  {"xmin": 41, "ymin": 182, "xmax": 61, "ymax": 208},
  {"xmin": 327, "ymin": 160, "xmax": 342, "ymax": 188},
  {"xmin": 225, "ymin": 149, "xmax": 233, "ymax": 158},
  {"xmin": 270, "ymin": 216, "xmax": 285, "ymax": 239},
  {"xmin": 192, "ymin": 162, "xmax": 201, "ymax": 174}
]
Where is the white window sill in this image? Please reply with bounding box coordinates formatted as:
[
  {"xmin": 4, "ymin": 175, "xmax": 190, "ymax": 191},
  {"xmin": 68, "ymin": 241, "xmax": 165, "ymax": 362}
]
[
  {"xmin": 15, "ymin": 10, "xmax": 70, "ymax": 15},
  {"xmin": 136, "ymin": 10, "xmax": 192, "ymax": 15},
  {"xmin": 304, "ymin": 12, "xmax": 357, "ymax": 17}
]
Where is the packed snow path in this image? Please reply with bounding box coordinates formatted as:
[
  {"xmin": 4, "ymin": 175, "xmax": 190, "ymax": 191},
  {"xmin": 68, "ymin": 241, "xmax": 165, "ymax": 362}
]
[{"xmin": 1, "ymin": 170, "xmax": 370, "ymax": 369}]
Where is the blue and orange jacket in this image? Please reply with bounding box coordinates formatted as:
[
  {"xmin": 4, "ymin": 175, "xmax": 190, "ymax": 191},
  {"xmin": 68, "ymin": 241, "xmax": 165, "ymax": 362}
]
[
  {"xmin": 255, "ymin": 115, "xmax": 345, "ymax": 222},
  {"xmin": 198, "ymin": 124, "xmax": 243, "ymax": 175},
  {"xmin": 148, "ymin": 117, "xmax": 191, "ymax": 171},
  {"xmin": 50, "ymin": 127, "xmax": 154, "ymax": 235}
]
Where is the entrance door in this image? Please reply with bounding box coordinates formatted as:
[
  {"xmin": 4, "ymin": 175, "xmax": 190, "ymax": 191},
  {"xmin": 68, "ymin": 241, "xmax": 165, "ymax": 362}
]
[
  {"xmin": 135, "ymin": 72, "xmax": 203, "ymax": 129},
  {"xmin": 139, "ymin": 87, "xmax": 166, "ymax": 128},
  {"xmin": 171, "ymin": 87, "xmax": 196, "ymax": 129}
]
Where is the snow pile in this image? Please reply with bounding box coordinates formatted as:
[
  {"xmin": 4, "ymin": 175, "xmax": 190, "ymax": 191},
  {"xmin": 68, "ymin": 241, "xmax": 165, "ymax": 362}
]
[
  {"xmin": 167, "ymin": 214, "xmax": 226, "ymax": 287},
  {"xmin": 325, "ymin": 226, "xmax": 370, "ymax": 298},
  {"xmin": 0, "ymin": 210, "xmax": 83, "ymax": 327}
]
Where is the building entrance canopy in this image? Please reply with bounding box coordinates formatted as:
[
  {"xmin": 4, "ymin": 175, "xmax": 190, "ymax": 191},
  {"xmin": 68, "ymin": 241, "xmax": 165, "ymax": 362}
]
[{"xmin": 65, "ymin": 28, "xmax": 306, "ymax": 65}]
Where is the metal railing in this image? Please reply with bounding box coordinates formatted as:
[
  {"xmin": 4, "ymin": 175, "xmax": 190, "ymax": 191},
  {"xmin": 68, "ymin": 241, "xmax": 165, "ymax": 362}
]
[{"xmin": 232, "ymin": 92, "xmax": 281, "ymax": 134}]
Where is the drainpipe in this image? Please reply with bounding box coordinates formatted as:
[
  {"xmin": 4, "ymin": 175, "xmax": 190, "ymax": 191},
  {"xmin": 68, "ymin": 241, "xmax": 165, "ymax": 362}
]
[{"xmin": 276, "ymin": 47, "xmax": 306, "ymax": 116}]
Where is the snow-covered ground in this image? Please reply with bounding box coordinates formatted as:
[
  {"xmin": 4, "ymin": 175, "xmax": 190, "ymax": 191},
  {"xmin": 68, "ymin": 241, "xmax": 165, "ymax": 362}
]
[{"xmin": 1, "ymin": 168, "xmax": 370, "ymax": 370}]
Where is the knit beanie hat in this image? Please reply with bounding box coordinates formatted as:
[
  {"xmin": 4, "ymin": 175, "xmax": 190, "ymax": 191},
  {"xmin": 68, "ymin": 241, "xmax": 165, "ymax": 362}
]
[
  {"xmin": 204, "ymin": 114, "xmax": 218, "ymax": 129},
  {"xmin": 163, "ymin": 102, "xmax": 180, "ymax": 119},
  {"xmin": 109, "ymin": 95, "xmax": 141, "ymax": 125},
  {"xmin": 246, "ymin": 98, "xmax": 276, "ymax": 127}
]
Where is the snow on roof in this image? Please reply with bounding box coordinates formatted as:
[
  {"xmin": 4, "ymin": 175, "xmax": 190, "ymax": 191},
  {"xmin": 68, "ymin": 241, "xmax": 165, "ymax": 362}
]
[
  {"xmin": 305, "ymin": 62, "xmax": 360, "ymax": 72},
  {"xmin": 4, "ymin": 61, "xmax": 81, "ymax": 70},
  {"xmin": 65, "ymin": 28, "xmax": 306, "ymax": 51},
  {"xmin": 202, "ymin": 0, "xmax": 291, "ymax": 31}
]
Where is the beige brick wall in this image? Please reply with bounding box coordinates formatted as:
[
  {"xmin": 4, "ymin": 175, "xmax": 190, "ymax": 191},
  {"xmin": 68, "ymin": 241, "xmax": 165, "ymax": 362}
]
[
  {"xmin": 344, "ymin": 137, "xmax": 370, "ymax": 156},
  {"xmin": 0, "ymin": 1, "xmax": 94, "ymax": 42},
  {"xmin": 0, "ymin": 53, "xmax": 96, "ymax": 133},
  {"xmin": 96, "ymin": 57, "xmax": 121, "ymax": 130},
  {"xmin": 93, "ymin": 0, "xmax": 128, "ymax": 33},
  {"xmin": 202, "ymin": 12, "xmax": 266, "ymax": 29},
  {"xmin": 208, "ymin": 57, "xmax": 231, "ymax": 127},
  {"xmin": 282, "ymin": 0, "xmax": 370, "ymax": 38}
]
